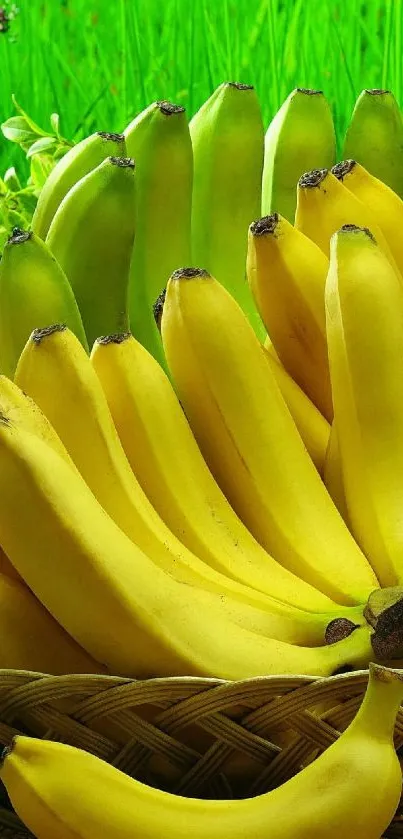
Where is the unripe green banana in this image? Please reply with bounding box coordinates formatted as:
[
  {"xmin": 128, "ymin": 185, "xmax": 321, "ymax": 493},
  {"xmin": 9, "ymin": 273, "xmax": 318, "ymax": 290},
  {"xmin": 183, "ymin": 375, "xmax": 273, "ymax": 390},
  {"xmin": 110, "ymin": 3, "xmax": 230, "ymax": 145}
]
[
  {"xmin": 190, "ymin": 82, "xmax": 265, "ymax": 339},
  {"xmin": 46, "ymin": 156, "xmax": 136, "ymax": 347},
  {"xmin": 262, "ymin": 88, "xmax": 336, "ymax": 223},
  {"xmin": 124, "ymin": 101, "xmax": 192, "ymax": 370},
  {"xmin": 343, "ymin": 89, "xmax": 403, "ymax": 197},
  {"xmin": 31, "ymin": 131, "xmax": 127, "ymax": 240},
  {"xmin": 0, "ymin": 229, "xmax": 87, "ymax": 376}
]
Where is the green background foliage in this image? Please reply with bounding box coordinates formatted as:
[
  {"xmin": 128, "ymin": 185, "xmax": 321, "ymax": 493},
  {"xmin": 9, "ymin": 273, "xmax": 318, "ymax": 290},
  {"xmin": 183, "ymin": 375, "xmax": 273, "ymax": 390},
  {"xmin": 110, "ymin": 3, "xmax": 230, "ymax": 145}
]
[{"xmin": 0, "ymin": 0, "xmax": 402, "ymax": 175}]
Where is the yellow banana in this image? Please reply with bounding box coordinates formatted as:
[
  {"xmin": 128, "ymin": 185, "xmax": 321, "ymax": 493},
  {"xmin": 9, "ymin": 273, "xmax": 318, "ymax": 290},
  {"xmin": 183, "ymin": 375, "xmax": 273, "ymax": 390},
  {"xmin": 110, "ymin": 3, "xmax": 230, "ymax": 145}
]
[
  {"xmin": 161, "ymin": 268, "xmax": 379, "ymax": 604},
  {"xmin": 326, "ymin": 224, "xmax": 403, "ymax": 587},
  {"xmin": 323, "ymin": 423, "xmax": 350, "ymax": 525},
  {"xmin": 0, "ymin": 417, "xmax": 375, "ymax": 678},
  {"xmin": 262, "ymin": 342, "xmax": 330, "ymax": 473},
  {"xmin": 332, "ymin": 158, "xmax": 403, "ymax": 277},
  {"xmin": 91, "ymin": 331, "xmax": 338, "ymax": 613},
  {"xmin": 3, "ymin": 662, "xmax": 402, "ymax": 839},
  {"xmin": 0, "ymin": 572, "xmax": 104, "ymax": 674},
  {"xmin": 247, "ymin": 213, "xmax": 332, "ymax": 419},
  {"xmin": 14, "ymin": 325, "xmax": 360, "ymax": 643},
  {"xmin": 295, "ymin": 167, "xmax": 399, "ymax": 272}
]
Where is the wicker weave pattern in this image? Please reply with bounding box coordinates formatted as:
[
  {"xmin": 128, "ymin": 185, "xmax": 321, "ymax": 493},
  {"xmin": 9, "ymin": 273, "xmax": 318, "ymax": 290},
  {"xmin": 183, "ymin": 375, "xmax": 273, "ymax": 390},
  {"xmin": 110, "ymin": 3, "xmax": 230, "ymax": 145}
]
[{"xmin": 0, "ymin": 668, "xmax": 401, "ymax": 838}]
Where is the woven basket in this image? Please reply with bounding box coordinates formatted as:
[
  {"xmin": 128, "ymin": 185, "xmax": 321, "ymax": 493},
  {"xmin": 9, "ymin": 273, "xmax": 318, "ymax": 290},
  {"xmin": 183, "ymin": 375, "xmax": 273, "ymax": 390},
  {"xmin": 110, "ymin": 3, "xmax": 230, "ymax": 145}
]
[{"xmin": 0, "ymin": 668, "xmax": 402, "ymax": 838}]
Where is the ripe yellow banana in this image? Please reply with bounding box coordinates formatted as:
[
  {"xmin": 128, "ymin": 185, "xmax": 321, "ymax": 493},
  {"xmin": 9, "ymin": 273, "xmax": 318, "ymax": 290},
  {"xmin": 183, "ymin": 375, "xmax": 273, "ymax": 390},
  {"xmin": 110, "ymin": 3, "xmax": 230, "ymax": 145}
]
[
  {"xmin": 161, "ymin": 268, "xmax": 379, "ymax": 604},
  {"xmin": 262, "ymin": 341, "xmax": 330, "ymax": 473},
  {"xmin": 14, "ymin": 325, "xmax": 362, "ymax": 644},
  {"xmin": 247, "ymin": 213, "xmax": 332, "ymax": 420},
  {"xmin": 326, "ymin": 224, "xmax": 403, "ymax": 587},
  {"xmin": 91, "ymin": 331, "xmax": 338, "ymax": 613},
  {"xmin": 332, "ymin": 158, "xmax": 403, "ymax": 277},
  {"xmin": 3, "ymin": 662, "xmax": 402, "ymax": 839},
  {"xmin": 295, "ymin": 167, "xmax": 399, "ymax": 272},
  {"xmin": 190, "ymin": 82, "xmax": 265, "ymax": 339},
  {"xmin": 0, "ymin": 229, "xmax": 88, "ymax": 379},
  {"xmin": 323, "ymin": 423, "xmax": 350, "ymax": 525},
  {"xmin": 46, "ymin": 156, "xmax": 136, "ymax": 346},
  {"xmin": 262, "ymin": 87, "xmax": 336, "ymax": 223},
  {"xmin": 0, "ymin": 571, "xmax": 104, "ymax": 674},
  {"xmin": 0, "ymin": 417, "xmax": 374, "ymax": 678},
  {"xmin": 31, "ymin": 131, "xmax": 127, "ymax": 239},
  {"xmin": 124, "ymin": 101, "xmax": 192, "ymax": 370}
]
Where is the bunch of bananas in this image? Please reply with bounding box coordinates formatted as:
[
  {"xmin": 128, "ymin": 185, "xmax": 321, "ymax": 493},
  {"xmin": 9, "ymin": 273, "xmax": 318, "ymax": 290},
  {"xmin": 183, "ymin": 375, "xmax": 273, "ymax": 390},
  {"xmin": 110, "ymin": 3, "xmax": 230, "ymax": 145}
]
[{"xmin": 0, "ymin": 79, "xmax": 402, "ymax": 837}]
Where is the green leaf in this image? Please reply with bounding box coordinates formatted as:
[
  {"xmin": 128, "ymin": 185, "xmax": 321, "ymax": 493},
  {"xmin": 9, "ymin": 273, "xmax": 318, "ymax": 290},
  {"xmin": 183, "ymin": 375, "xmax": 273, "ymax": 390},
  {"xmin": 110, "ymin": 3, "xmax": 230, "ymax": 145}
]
[
  {"xmin": 11, "ymin": 94, "xmax": 48, "ymax": 137},
  {"xmin": 30, "ymin": 153, "xmax": 55, "ymax": 191},
  {"xmin": 1, "ymin": 116, "xmax": 38, "ymax": 145},
  {"xmin": 3, "ymin": 166, "xmax": 22, "ymax": 192},
  {"xmin": 50, "ymin": 112, "xmax": 60, "ymax": 137},
  {"xmin": 26, "ymin": 136, "xmax": 57, "ymax": 158}
]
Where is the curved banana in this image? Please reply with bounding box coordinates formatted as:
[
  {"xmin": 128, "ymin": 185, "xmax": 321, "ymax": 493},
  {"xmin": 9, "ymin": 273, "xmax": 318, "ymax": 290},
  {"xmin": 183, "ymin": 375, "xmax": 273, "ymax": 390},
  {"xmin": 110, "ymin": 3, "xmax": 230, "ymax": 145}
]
[
  {"xmin": 326, "ymin": 224, "xmax": 403, "ymax": 587},
  {"xmin": 3, "ymin": 662, "xmax": 402, "ymax": 839},
  {"xmin": 14, "ymin": 325, "xmax": 361, "ymax": 644},
  {"xmin": 0, "ymin": 228, "xmax": 87, "ymax": 377},
  {"xmin": 343, "ymin": 89, "xmax": 403, "ymax": 197},
  {"xmin": 0, "ymin": 417, "xmax": 374, "ymax": 678},
  {"xmin": 322, "ymin": 423, "xmax": 349, "ymax": 525},
  {"xmin": 124, "ymin": 101, "xmax": 192, "ymax": 370},
  {"xmin": 332, "ymin": 159, "xmax": 403, "ymax": 277},
  {"xmin": 295, "ymin": 167, "xmax": 399, "ymax": 272},
  {"xmin": 32, "ymin": 131, "xmax": 126, "ymax": 239},
  {"xmin": 46, "ymin": 156, "xmax": 136, "ymax": 346},
  {"xmin": 262, "ymin": 342, "xmax": 330, "ymax": 473},
  {"xmin": 262, "ymin": 87, "xmax": 336, "ymax": 223},
  {"xmin": 190, "ymin": 82, "xmax": 265, "ymax": 339},
  {"xmin": 0, "ymin": 572, "xmax": 104, "ymax": 674},
  {"xmin": 161, "ymin": 268, "xmax": 379, "ymax": 604},
  {"xmin": 247, "ymin": 213, "xmax": 332, "ymax": 420},
  {"xmin": 91, "ymin": 330, "xmax": 339, "ymax": 613}
]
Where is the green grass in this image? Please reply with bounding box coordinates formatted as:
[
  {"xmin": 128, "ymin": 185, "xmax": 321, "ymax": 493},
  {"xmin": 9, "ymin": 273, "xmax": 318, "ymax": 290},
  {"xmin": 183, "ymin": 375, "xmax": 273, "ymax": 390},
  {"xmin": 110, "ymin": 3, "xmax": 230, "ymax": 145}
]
[{"xmin": 0, "ymin": 0, "xmax": 402, "ymax": 177}]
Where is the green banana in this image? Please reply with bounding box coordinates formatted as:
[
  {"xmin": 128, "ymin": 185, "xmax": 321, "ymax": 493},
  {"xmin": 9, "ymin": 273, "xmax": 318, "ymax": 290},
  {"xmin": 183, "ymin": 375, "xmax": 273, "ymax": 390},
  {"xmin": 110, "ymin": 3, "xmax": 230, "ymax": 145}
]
[
  {"xmin": 46, "ymin": 156, "xmax": 136, "ymax": 347},
  {"xmin": 190, "ymin": 82, "xmax": 265, "ymax": 339},
  {"xmin": 262, "ymin": 88, "xmax": 336, "ymax": 223},
  {"xmin": 0, "ymin": 229, "xmax": 87, "ymax": 377},
  {"xmin": 124, "ymin": 101, "xmax": 193, "ymax": 370},
  {"xmin": 31, "ymin": 131, "xmax": 127, "ymax": 239},
  {"xmin": 343, "ymin": 89, "xmax": 403, "ymax": 197}
]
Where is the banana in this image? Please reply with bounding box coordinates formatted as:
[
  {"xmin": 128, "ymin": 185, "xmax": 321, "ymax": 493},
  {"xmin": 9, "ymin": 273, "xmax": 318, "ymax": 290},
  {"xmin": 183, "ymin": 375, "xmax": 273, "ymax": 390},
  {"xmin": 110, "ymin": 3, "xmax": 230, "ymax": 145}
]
[
  {"xmin": 14, "ymin": 324, "xmax": 359, "ymax": 644},
  {"xmin": 0, "ymin": 571, "xmax": 104, "ymax": 674},
  {"xmin": 124, "ymin": 101, "xmax": 192, "ymax": 370},
  {"xmin": 161, "ymin": 268, "xmax": 379, "ymax": 605},
  {"xmin": 343, "ymin": 89, "xmax": 403, "ymax": 197},
  {"xmin": 326, "ymin": 224, "xmax": 403, "ymax": 587},
  {"xmin": 0, "ymin": 418, "xmax": 374, "ymax": 678},
  {"xmin": 323, "ymin": 423, "xmax": 350, "ymax": 525},
  {"xmin": 247, "ymin": 213, "xmax": 332, "ymax": 420},
  {"xmin": 46, "ymin": 156, "xmax": 136, "ymax": 346},
  {"xmin": 332, "ymin": 158, "xmax": 403, "ymax": 277},
  {"xmin": 295, "ymin": 167, "xmax": 400, "ymax": 272},
  {"xmin": 91, "ymin": 330, "xmax": 339, "ymax": 613},
  {"xmin": 0, "ymin": 228, "xmax": 87, "ymax": 377},
  {"xmin": 31, "ymin": 131, "xmax": 127, "ymax": 239},
  {"xmin": 262, "ymin": 341, "xmax": 330, "ymax": 473},
  {"xmin": 262, "ymin": 87, "xmax": 336, "ymax": 223},
  {"xmin": 3, "ymin": 662, "xmax": 402, "ymax": 839},
  {"xmin": 190, "ymin": 82, "xmax": 265, "ymax": 339}
]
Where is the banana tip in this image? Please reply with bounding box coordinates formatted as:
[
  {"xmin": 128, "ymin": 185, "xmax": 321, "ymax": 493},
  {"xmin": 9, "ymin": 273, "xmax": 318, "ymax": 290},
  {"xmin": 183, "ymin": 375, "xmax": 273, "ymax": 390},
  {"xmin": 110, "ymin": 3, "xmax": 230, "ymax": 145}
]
[
  {"xmin": 332, "ymin": 160, "xmax": 356, "ymax": 180},
  {"xmin": 109, "ymin": 157, "xmax": 135, "ymax": 169},
  {"xmin": 96, "ymin": 332, "xmax": 132, "ymax": 346},
  {"xmin": 365, "ymin": 88, "xmax": 390, "ymax": 96},
  {"xmin": 170, "ymin": 268, "xmax": 210, "ymax": 281},
  {"xmin": 153, "ymin": 289, "xmax": 166, "ymax": 330},
  {"xmin": 8, "ymin": 228, "xmax": 31, "ymax": 246},
  {"xmin": 32, "ymin": 324, "xmax": 67, "ymax": 344},
  {"xmin": 97, "ymin": 132, "xmax": 125, "ymax": 142},
  {"xmin": 156, "ymin": 101, "xmax": 185, "ymax": 116},
  {"xmin": 296, "ymin": 87, "xmax": 323, "ymax": 96},
  {"xmin": 226, "ymin": 82, "xmax": 254, "ymax": 90},
  {"xmin": 298, "ymin": 168, "xmax": 328, "ymax": 188},
  {"xmin": 338, "ymin": 224, "xmax": 376, "ymax": 242},
  {"xmin": 250, "ymin": 215, "xmax": 279, "ymax": 237},
  {"xmin": 369, "ymin": 662, "xmax": 403, "ymax": 683}
]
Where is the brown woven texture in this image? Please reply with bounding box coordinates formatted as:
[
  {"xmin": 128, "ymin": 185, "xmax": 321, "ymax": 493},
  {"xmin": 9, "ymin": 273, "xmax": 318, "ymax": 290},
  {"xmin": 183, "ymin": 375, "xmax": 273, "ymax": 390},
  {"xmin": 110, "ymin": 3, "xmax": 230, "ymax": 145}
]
[{"xmin": 0, "ymin": 668, "xmax": 402, "ymax": 838}]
